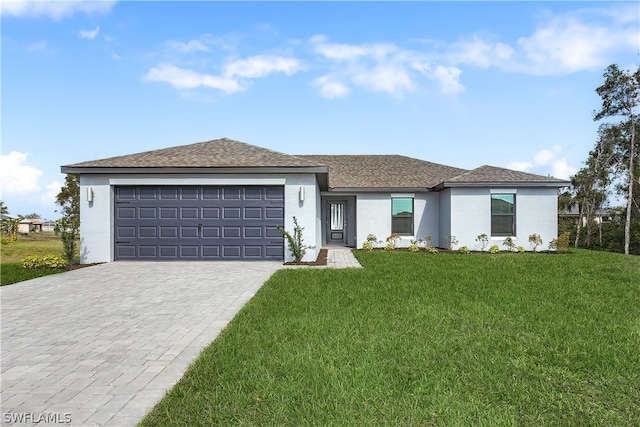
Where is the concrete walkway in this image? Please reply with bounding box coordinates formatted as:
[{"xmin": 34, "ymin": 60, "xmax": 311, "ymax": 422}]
[
  {"xmin": 326, "ymin": 247, "xmax": 362, "ymax": 268},
  {"xmin": 1, "ymin": 262, "xmax": 281, "ymax": 427}
]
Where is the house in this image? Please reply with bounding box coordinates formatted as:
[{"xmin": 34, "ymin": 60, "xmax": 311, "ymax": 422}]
[
  {"xmin": 18, "ymin": 218, "xmax": 43, "ymax": 234},
  {"xmin": 61, "ymin": 138, "xmax": 570, "ymax": 263}
]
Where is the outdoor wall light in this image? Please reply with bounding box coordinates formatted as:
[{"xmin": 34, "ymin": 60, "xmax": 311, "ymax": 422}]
[
  {"xmin": 87, "ymin": 187, "xmax": 94, "ymax": 203},
  {"xmin": 299, "ymin": 186, "xmax": 305, "ymax": 202}
]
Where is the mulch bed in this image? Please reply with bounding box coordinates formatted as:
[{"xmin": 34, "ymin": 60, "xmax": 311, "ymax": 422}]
[
  {"xmin": 64, "ymin": 263, "xmax": 103, "ymax": 271},
  {"xmin": 283, "ymin": 248, "xmax": 328, "ymax": 266}
]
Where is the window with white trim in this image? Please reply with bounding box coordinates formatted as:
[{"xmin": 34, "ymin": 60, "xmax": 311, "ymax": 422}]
[
  {"xmin": 392, "ymin": 197, "xmax": 413, "ymax": 235},
  {"xmin": 491, "ymin": 194, "xmax": 515, "ymax": 236}
]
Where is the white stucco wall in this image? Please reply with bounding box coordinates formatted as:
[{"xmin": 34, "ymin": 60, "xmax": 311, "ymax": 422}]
[
  {"xmin": 447, "ymin": 187, "xmax": 559, "ymax": 251},
  {"xmin": 78, "ymin": 173, "xmax": 320, "ymax": 263},
  {"xmin": 355, "ymin": 192, "xmax": 439, "ymax": 248}
]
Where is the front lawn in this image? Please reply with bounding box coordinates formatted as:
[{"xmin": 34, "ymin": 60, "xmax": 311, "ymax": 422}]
[
  {"xmin": 140, "ymin": 250, "xmax": 640, "ymax": 426},
  {"xmin": 1, "ymin": 262, "xmax": 65, "ymax": 286}
]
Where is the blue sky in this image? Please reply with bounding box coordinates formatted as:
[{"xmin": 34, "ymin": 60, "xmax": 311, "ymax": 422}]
[{"xmin": 1, "ymin": 1, "xmax": 639, "ymax": 220}]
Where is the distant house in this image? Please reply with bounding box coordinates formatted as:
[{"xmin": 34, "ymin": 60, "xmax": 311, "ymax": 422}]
[
  {"xmin": 61, "ymin": 138, "xmax": 570, "ymax": 263},
  {"xmin": 42, "ymin": 220, "xmax": 58, "ymax": 232},
  {"xmin": 18, "ymin": 219, "xmax": 43, "ymax": 234},
  {"xmin": 559, "ymin": 206, "xmax": 613, "ymax": 226}
]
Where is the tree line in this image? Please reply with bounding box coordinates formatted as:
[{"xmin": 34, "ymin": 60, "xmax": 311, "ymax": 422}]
[{"xmin": 561, "ymin": 64, "xmax": 639, "ymax": 255}]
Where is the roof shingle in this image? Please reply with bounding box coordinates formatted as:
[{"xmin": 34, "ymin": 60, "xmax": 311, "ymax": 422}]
[{"xmin": 63, "ymin": 138, "xmax": 323, "ymax": 168}]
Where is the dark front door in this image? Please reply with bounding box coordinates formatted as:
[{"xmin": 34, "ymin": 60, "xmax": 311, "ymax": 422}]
[{"xmin": 326, "ymin": 200, "xmax": 347, "ymax": 245}]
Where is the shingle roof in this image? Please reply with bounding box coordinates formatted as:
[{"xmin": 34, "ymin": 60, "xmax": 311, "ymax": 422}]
[
  {"xmin": 299, "ymin": 155, "xmax": 467, "ymax": 189},
  {"xmin": 62, "ymin": 138, "xmax": 570, "ymax": 190},
  {"xmin": 444, "ymin": 165, "xmax": 569, "ymax": 184},
  {"xmin": 63, "ymin": 138, "xmax": 323, "ymax": 168}
]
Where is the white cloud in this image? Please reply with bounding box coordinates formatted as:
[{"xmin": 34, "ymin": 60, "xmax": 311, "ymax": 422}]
[
  {"xmin": 448, "ymin": 34, "xmax": 514, "ymax": 68},
  {"xmin": 508, "ymin": 161, "xmax": 534, "ymax": 172},
  {"xmin": 79, "ymin": 26, "xmax": 100, "ymax": 40},
  {"xmin": 432, "ymin": 65, "xmax": 465, "ymax": 95},
  {"xmin": 41, "ymin": 181, "xmax": 62, "ymax": 204},
  {"xmin": 144, "ymin": 63, "xmax": 245, "ymax": 93},
  {"xmin": 0, "ymin": 152, "xmax": 43, "ymax": 196},
  {"xmin": 551, "ymin": 158, "xmax": 577, "ymax": 180},
  {"xmin": 352, "ymin": 64, "xmax": 414, "ymax": 96},
  {"xmin": 26, "ymin": 41, "xmax": 51, "ymax": 54},
  {"xmin": 224, "ymin": 55, "xmax": 300, "ymax": 78},
  {"xmin": 508, "ymin": 145, "xmax": 576, "ymax": 179},
  {"xmin": 1, "ymin": 0, "xmax": 115, "ymax": 20},
  {"xmin": 313, "ymin": 75, "xmax": 351, "ymax": 99},
  {"xmin": 167, "ymin": 39, "xmax": 210, "ymax": 54}
]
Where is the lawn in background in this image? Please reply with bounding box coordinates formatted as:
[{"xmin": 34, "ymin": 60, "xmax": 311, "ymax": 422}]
[
  {"xmin": 1, "ymin": 233, "xmax": 68, "ymax": 285},
  {"xmin": 140, "ymin": 249, "xmax": 640, "ymax": 426}
]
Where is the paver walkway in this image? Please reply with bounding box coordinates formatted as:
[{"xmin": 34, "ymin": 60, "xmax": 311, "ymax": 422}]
[{"xmin": 1, "ymin": 262, "xmax": 281, "ymax": 426}]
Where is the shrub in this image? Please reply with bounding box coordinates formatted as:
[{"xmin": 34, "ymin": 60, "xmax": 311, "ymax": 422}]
[
  {"xmin": 445, "ymin": 235, "xmax": 458, "ymax": 251},
  {"xmin": 385, "ymin": 233, "xmax": 400, "ymax": 249},
  {"xmin": 384, "ymin": 242, "xmax": 395, "ymax": 251},
  {"xmin": 408, "ymin": 240, "xmax": 420, "ymax": 252},
  {"xmin": 528, "ymin": 233, "xmax": 543, "ymax": 252},
  {"xmin": 22, "ymin": 254, "xmax": 67, "ymax": 270},
  {"xmin": 459, "ymin": 246, "xmax": 470, "ymax": 254},
  {"xmin": 425, "ymin": 246, "xmax": 439, "ymax": 254},
  {"xmin": 549, "ymin": 231, "xmax": 570, "ymax": 253},
  {"xmin": 517, "ymin": 246, "xmax": 526, "ymax": 253},
  {"xmin": 423, "ymin": 235, "xmax": 433, "ymax": 247},
  {"xmin": 489, "ymin": 245, "xmax": 500, "ymax": 254},
  {"xmin": 475, "ymin": 234, "xmax": 489, "ymax": 251},
  {"xmin": 277, "ymin": 217, "xmax": 314, "ymax": 263},
  {"xmin": 362, "ymin": 234, "xmax": 380, "ymax": 251},
  {"xmin": 502, "ymin": 236, "xmax": 517, "ymax": 252}
]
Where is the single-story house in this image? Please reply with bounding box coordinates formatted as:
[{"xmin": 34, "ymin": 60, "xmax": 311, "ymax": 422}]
[
  {"xmin": 61, "ymin": 138, "xmax": 570, "ymax": 263},
  {"xmin": 18, "ymin": 218, "xmax": 43, "ymax": 234}
]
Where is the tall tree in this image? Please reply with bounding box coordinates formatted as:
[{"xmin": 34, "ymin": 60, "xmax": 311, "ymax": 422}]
[
  {"xmin": 0, "ymin": 200, "xmax": 8, "ymax": 215},
  {"xmin": 594, "ymin": 64, "xmax": 640, "ymax": 255},
  {"xmin": 56, "ymin": 174, "xmax": 80, "ymax": 262},
  {"xmin": 25, "ymin": 213, "xmax": 41, "ymax": 219}
]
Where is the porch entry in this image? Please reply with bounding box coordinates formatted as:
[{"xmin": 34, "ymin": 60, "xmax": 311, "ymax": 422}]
[{"xmin": 323, "ymin": 197, "xmax": 356, "ymax": 247}]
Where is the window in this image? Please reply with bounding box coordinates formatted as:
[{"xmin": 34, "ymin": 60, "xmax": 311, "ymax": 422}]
[
  {"xmin": 491, "ymin": 194, "xmax": 515, "ymax": 236},
  {"xmin": 392, "ymin": 198, "xmax": 413, "ymax": 235}
]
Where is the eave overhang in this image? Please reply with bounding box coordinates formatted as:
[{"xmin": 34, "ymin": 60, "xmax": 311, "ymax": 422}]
[{"xmin": 431, "ymin": 180, "xmax": 571, "ymax": 191}]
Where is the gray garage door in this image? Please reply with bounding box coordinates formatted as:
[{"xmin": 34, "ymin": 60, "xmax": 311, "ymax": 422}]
[{"xmin": 114, "ymin": 186, "xmax": 284, "ymax": 260}]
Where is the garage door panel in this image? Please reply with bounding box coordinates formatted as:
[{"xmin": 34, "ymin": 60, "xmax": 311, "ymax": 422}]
[{"xmin": 115, "ymin": 186, "xmax": 284, "ymax": 260}]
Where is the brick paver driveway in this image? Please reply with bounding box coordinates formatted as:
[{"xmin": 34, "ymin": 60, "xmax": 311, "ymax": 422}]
[{"xmin": 1, "ymin": 261, "xmax": 282, "ymax": 426}]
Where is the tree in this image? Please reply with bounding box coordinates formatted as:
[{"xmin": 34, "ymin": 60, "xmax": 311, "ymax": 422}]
[
  {"xmin": 0, "ymin": 200, "xmax": 8, "ymax": 215},
  {"xmin": 25, "ymin": 213, "xmax": 41, "ymax": 219},
  {"xmin": 56, "ymin": 174, "xmax": 80, "ymax": 263},
  {"xmin": 594, "ymin": 64, "xmax": 640, "ymax": 255}
]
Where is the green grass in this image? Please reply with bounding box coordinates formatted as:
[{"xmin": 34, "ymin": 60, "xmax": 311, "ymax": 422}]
[
  {"xmin": 1, "ymin": 233, "xmax": 65, "ymax": 263},
  {"xmin": 1, "ymin": 262, "xmax": 64, "ymax": 286},
  {"xmin": 140, "ymin": 249, "xmax": 640, "ymax": 426}
]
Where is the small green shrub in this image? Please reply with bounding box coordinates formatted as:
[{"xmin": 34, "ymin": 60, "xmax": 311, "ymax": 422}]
[
  {"xmin": 408, "ymin": 240, "xmax": 420, "ymax": 252},
  {"xmin": 384, "ymin": 242, "xmax": 395, "ymax": 251},
  {"xmin": 502, "ymin": 236, "xmax": 517, "ymax": 252},
  {"xmin": 517, "ymin": 246, "xmax": 526, "ymax": 253},
  {"xmin": 277, "ymin": 217, "xmax": 314, "ymax": 263},
  {"xmin": 22, "ymin": 255, "xmax": 41, "ymax": 269},
  {"xmin": 385, "ymin": 233, "xmax": 400, "ymax": 249},
  {"xmin": 528, "ymin": 233, "xmax": 543, "ymax": 252},
  {"xmin": 445, "ymin": 235, "xmax": 458, "ymax": 251},
  {"xmin": 22, "ymin": 254, "xmax": 67, "ymax": 269},
  {"xmin": 459, "ymin": 246, "xmax": 470, "ymax": 254},
  {"xmin": 489, "ymin": 245, "xmax": 500, "ymax": 254},
  {"xmin": 475, "ymin": 234, "xmax": 489, "ymax": 251},
  {"xmin": 362, "ymin": 234, "xmax": 380, "ymax": 251},
  {"xmin": 549, "ymin": 231, "xmax": 570, "ymax": 253},
  {"xmin": 425, "ymin": 246, "xmax": 439, "ymax": 254}
]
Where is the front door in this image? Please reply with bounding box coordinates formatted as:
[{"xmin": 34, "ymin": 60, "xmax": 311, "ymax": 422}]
[{"xmin": 327, "ymin": 200, "xmax": 347, "ymax": 245}]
